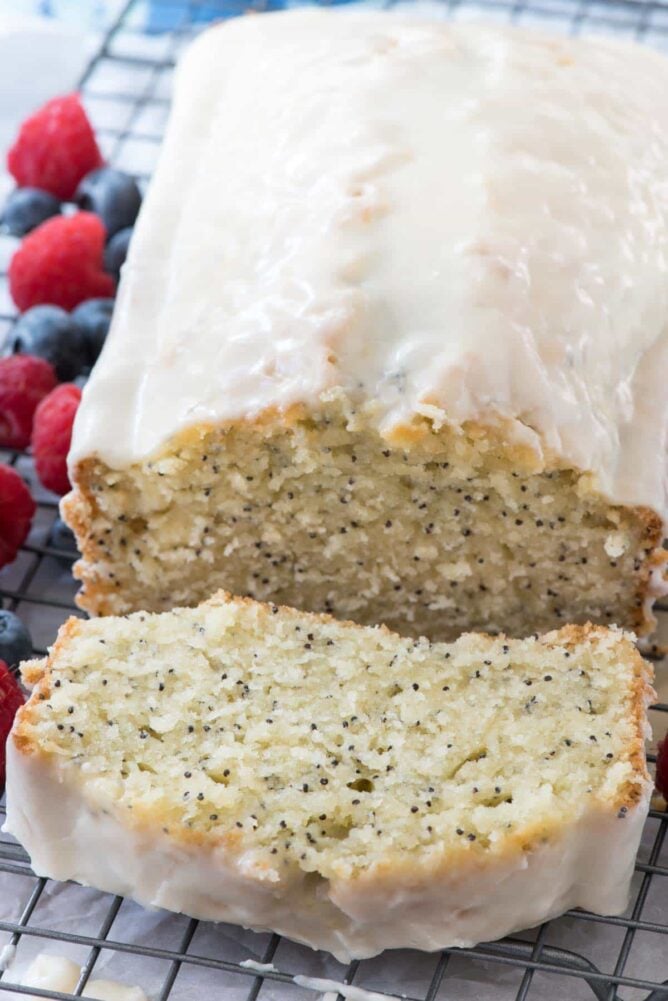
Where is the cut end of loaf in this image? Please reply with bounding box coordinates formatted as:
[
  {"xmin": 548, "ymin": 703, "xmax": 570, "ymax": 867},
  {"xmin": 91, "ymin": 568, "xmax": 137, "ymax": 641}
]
[
  {"xmin": 62, "ymin": 408, "xmax": 667, "ymax": 639},
  {"xmin": 14, "ymin": 594, "xmax": 654, "ymax": 881}
]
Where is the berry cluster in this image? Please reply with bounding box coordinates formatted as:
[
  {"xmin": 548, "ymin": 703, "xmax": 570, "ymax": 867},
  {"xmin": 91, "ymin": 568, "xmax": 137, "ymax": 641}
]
[
  {"xmin": 0, "ymin": 94, "xmax": 142, "ymax": 788},
  {"xmin": 2, "ymin": 91, "xmax": 141, "ymax": 384},
  {"xmin": 0, "ymin": 93, "xmax": 141, "ymax": 577}
]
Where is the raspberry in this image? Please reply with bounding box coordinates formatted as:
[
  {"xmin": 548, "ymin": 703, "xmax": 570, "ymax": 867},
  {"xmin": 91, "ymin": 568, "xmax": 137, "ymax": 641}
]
[
  {"xmin": 0, "ymin": 659, "xmax": 24, "ymax": 786},
  {"xmin": 0, "ymin": 355, "xmax": 57, "ymax": 449},
  {"xmin": 657, "ymin": 736, "xmax": 668, "ymax": 801},
  {"xmin": 31, "ymin": 383, "xmax": 82, "ymax": 495},
  {"xmin": 9, "ymin": 212, "xmax": 115, "ymax": 312},
  {"xmin": 7, "ymin": 93, "xmax": 103, "ymax": 200},
  {"xmin": 0, "ymin": 464, "xmax": 35, "ymax": 568}
]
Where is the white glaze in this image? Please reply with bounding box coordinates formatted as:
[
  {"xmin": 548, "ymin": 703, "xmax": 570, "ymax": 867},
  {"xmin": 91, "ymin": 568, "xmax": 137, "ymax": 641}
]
[
  {"xmin": 0, "ymin": 943, "xmax": 16, "ymax": 972},
  {"xmin": 10, "ymin": 953, "xmax": 148, "ymax": 1001},
  {"xmin": 239, "ymin": 960, "xmax": 402, "ymax": 998},
  {"xmin": 240, "ymin": 960, "xmax": 279, "ymax": 973},
  {"xmin": 82, "ymin": 979, "xmax": 147, "ymax": 1001},
  {"xmin": 69, "ymin": 9, "xmax": 668, "ymax": 524},
  {"xmin": 3, "ymin": 741, "xmax": 651, "ymax": 963},
  {"xmin": 19, "ymin": 954, "xmax": 79, "ymax": 995},
  {"xmin": 293, "ymin": 976, "xmax": 399, "ymax": 1001}
]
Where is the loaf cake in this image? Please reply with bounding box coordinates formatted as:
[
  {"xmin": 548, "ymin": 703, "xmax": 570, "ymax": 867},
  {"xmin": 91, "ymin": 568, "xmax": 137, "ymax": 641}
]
[
  {"xmin": 63, "ymin": 10, "xmax": 668, "ymax": 638},
  {"xmin": 4, "ymin": 592, "xmax": 654, "ymax": 960}
]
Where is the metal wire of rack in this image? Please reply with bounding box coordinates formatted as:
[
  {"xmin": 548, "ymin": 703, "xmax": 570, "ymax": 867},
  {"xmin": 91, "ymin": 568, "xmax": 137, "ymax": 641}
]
[{"xmin": 0, "ymin": 0, "xmax": 666, "ymax": 998}]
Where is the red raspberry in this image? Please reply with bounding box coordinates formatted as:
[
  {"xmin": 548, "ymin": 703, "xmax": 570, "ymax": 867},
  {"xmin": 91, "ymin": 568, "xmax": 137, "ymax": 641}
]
[
  {"xmin": 657, "ymin": 736, "xmax": 668, "ymax": 801},
  {"xmin": 0, "ymin": 659, "xmax": 24, "ymax": 786},
  {"xmin": 7, "ymin": 93, "xmax": 103, "ymax": 200},
  {"xmin": 31, "ymin": 383, "xmax": 82, "ymax": 496},
  {"xmin": 0, "ymin": 464, "xmax": 36, "ymax": 568},
  {"xmin": 9, "ymin": 212, "xmax": 115, "ymax": 312},
  {"xmin": 0, "ymin": 356, "xmax": 57, "ymax": 450}
]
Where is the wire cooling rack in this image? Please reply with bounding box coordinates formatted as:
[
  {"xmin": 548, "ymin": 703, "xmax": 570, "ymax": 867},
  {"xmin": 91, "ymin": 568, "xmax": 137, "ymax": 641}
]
[{"xmin": 0, "ymin": 0, "xmax": 666, "ymax": 998}]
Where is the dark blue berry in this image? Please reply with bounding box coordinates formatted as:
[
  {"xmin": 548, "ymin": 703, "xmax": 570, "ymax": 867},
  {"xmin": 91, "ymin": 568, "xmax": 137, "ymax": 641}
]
[
  {"xmin": 2, "ymin": 187, "xmax": 61, "ymax": 237},
  {"xmin": 72, "ymin": 298, "xmax": 114, "ymax": 366},
  {"xmin": 104, "ymin": 227, "xmax": 133, "ymax": 282},
  {"xmin": 75, "ymin": 168, "xmax": 141, "ymax": 238},
  {"xmin": 0, "ymin": 610, "xmax": 32, "ymax": 667},
  {"xmin": 8, "ymin": 306, "xmax": 88, "ymax": 382},
  {"xmin": 48, "ymin": 517, "xmax": 78, "ymax": 559}
]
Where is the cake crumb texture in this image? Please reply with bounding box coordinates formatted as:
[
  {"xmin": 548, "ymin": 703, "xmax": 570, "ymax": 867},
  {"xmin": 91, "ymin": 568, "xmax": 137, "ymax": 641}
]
[
  {"xmin": 13, "ymin": 593, "xmax": 653, "ymax": 879},
  {"xmin": 64, "ymin": 411, "xmax": 665, "ymax": 638}
]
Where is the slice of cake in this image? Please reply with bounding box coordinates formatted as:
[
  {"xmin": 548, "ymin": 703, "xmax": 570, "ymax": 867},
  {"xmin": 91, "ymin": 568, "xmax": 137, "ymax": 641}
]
[
  {"xmin": 62, "ymin": 10, "xmax": 668, "ymax": 639},
  {"xmin": 5, "ymin": 592, "xmax": 654, "ymax": 960}
]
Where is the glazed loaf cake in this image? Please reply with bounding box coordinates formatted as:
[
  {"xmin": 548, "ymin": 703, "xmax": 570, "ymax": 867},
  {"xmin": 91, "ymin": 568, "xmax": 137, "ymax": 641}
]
[
  {"xmin": 4, "ymin": 593, "xmax": 654, "ymax": 960},
  {"xmin": 63, "ymin": 10, "xmax": 668, "ymax": 638}
]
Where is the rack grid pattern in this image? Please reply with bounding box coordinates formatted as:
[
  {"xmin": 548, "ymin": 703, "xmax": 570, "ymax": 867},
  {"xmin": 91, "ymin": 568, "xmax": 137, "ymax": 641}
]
[{"xmin": 0, "ymin": 0, "xmax": 666, "ymax": 998}]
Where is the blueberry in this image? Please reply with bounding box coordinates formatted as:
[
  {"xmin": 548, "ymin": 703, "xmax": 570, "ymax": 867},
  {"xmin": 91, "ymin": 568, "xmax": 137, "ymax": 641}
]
[
  {"xmin": 48, "ymin": 516, "xmax": 78, "ymax": 559},
  {"xmin": 0, "ymin": 610, "xmax": 32, "ymax": 667},
  {"xmin": 103, "ymin": 226, "xmax": 133, "ymax": 282},
  {"xmin": 75, "ymin": 168, "xmax": 141, "ymax": 239},
  {"xmin": 72, "ymin": 298, "xmax": 114, "ymax": 366},
  {"xmin": 8, "ymin": 305, "xmax": 88, "ymax": 382},
  {"xmin": 2, "ymin": 187, "xmax": 61, "ymax": 237}
]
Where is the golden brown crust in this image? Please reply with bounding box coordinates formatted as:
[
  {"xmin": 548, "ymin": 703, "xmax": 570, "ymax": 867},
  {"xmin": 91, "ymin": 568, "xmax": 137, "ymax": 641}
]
[
  {"xmin": 385, "ymin": 414, "xmax": 548, "ymax": 474},
  {"xmin": 19, "ymin": 658, "xmax": 48, "ymax": 688},
  {"xmin": 12, "ymin": 616, "xmax": 85, "ymax": 755},
  {"xmin": 629, "ymin": 507, "xmax": 667, "ymax": 635},
  {"xmin": 539, "ymin": 621, "xmax": 655, "ymax": 809}
]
